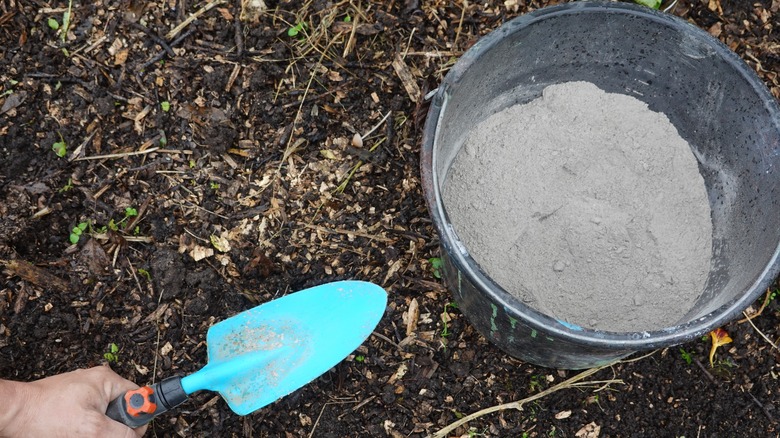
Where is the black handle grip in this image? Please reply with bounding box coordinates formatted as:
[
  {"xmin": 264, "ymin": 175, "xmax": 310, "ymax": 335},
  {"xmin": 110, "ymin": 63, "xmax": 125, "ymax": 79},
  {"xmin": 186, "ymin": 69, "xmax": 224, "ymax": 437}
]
[{"xmin": 106, "ymin": 376, "xmax": 188, "ymax": 428}]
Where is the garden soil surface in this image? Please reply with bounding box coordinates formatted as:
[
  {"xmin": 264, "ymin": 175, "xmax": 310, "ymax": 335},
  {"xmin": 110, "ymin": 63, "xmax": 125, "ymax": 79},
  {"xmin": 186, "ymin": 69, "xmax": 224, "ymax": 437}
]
[{"xmin": 1, "ymin": 0, "xmax": 779, "ymax": 437}]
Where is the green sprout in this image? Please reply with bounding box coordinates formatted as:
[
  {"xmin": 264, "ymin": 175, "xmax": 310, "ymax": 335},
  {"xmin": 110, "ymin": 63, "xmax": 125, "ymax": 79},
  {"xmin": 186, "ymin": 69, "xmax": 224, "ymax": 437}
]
[
  {"xmin": 210, "ymin": 182, "xmax": 220, "ymax": 190},
  {"xmin": 529, "ymin": 375, "xmax": 543, "ymax": 392},
  {"xmin": 440, "ymin": 301, "xmax": 458, "ymax": 338},
  {"xmin": 137, "ymin": 268, "xmax": 151, "ymax": 281},
  {"xmin": 343, "ymin": 13, "xmax": 352, "ymax": 23},
  {"xmin": 47, "ymin": 17, "xmax": 59, "ymax": 30},
  {"xmin": 103, "ymin": 343, "xmax": 119, "ymax": 363},
  {"xmin": 52, "ymin": 133, "xmax": 67, "ymax": 158},
  {"xmin": 679, "ymin": 348, "xmax": 693, "ymax": 365},
  {"xmin": 160, "ymin": 101, "xmax": 171, "ymax": 112},
  {"xmin": 61, "ymin": 0, "xmax": 72, "ymax": 43},
  {"xmin": 69, "ymin": 221, "xmax": 89, "ymax": 244},
  {"xmin": 354, "ymin": 355, "xmax": 365, "ymax": 363},
  {"xmin": 287, "ymin": 21, "xmax": 307, "ymax": 37},
  {"xmin": 633, "ymin": 0, "xmax": 661, "ymax": 8},
  {"xmin": 429, "ymin": 257, "xmax": 443, "ymax": 279},
  {"xmin": 58, "ymin": 178, "xmax": 74, "ymax": 193}
]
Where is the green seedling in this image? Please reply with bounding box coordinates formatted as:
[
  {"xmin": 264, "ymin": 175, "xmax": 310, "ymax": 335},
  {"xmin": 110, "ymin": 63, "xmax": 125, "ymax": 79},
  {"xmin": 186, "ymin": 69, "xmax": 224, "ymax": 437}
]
[
  {"xmin": 69, "ymin": 221, "xmax": 89, "ymax": 244},
  {"xmin": 137, "ymin": 268, "xmax": 151, "ymax": 281},
  {"xmin": 529, "ymin": 375, "xmax": 543, "ymax": 392},
  {"xmin": 210, "ymin": 182, "xmax": 220, "ymax": 190},
  {"xmin": 287, "ymin": 21, "xmax": 307, "ymax": 37},
  {"xmin": 47, "ymin": 17, "xmax": 59, "ymax": 30},
  {"xmin": 343, "ymin": 13, "xmax": 352, "ymax": 22},
  {"xmin": 634, "ymin": 0, "xmax": 661, "ymax": 8},
  {"xmin": 440, "ymin": 301, "xmax": 458, "ymax": 338},
  {"xmin": 52, "ymin": 133, "xmax": 67, "ymax": 158},
  {"xmin": 108, "ymin": 207, "xmax": 138, "ymax": 231},
  {"xmin": 354, "ymin": 355, "xmax": 365, "ymax": 363},
  {"xmin": 61, "ymin": 0, "xmax": 72, "ymax": 43},
  {"xmin": 160, "ymin": 101, "xmax": 171, "ymax": 112},
  {"xmin": 103, "ymin": 343, "xmax": 119, "ymax": 363},
  {"xmin": 679, "ymin": 348, "xmax": 693, "ymax": 365},
  {"xmin": 429, "ymin": 257, "xmax": 443, "ymax": 279},
  {"xmin": 58, "ymin": 178, "xmax": 74, "ymax": 193}
]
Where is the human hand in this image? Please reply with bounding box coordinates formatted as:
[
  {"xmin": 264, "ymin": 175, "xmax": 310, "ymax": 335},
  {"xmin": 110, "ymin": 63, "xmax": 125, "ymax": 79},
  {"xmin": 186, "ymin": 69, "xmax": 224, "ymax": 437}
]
[{"xmin": 0, "ymin": 366, "xmax": 147, "ymax": 438}]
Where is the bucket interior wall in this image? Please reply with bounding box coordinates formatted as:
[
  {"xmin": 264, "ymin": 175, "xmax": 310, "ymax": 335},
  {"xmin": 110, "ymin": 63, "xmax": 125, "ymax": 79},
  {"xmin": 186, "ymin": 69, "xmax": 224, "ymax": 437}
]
[{"xmin": 433, "ymin": 6, "xmax": 780, "ymax": 325}]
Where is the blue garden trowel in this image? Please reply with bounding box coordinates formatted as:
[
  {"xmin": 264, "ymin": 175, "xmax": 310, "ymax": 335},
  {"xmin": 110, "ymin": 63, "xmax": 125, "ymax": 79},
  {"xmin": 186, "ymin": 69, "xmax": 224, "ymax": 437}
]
[{"xmin": 106, "ymin": 280, "xmax": 387, "ymax": 428}]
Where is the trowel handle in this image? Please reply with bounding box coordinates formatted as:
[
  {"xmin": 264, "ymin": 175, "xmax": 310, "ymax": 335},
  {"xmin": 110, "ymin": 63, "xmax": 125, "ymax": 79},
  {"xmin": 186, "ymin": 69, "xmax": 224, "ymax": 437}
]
[{"xmin": 106, "ymin": 376, "xmax": 189, "ymax": 428}]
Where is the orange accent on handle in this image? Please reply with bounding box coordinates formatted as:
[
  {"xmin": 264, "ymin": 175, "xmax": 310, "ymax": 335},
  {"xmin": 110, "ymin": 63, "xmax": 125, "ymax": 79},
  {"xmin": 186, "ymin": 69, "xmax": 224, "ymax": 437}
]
[{"xmin": 124, "ymin": 386, "xmax": 157, "ymax": 417}]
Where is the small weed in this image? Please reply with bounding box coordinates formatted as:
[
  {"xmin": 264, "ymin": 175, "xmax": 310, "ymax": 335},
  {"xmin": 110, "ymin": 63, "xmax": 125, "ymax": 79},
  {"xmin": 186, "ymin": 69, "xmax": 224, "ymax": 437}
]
[
  {"xmin": 429, "ymin": 257, "xmax": 443, "ymax": 279},
  {"xmin": 137, "ymin": 268, "xmax": 151, "ymax": 281},
  {"xmin": 52, "ymin": 133, "xmax": 67, "ymax": 158},
  {"xmin": 60, "ymin": 0, "xmax": 73, "ymax": 43},
  {"xmin": 188, "ymin": 159, "xmax": 196, "ymax": 168},
  {"xmin": 287, "ymin": 21, "xmax": 308, "ymax": 37},
  {"xmin": 343, "ymin": 13, "xmax": 352, "ymax": 22},
  {"xmin": 47, "ymin": 17, "xmax": 59, "ymax": 30},
  {"xmin": 440, "ymin": 302, "xmax": 458, "ymax": 338},
  {"xmin": 210, "ymin": 182, "xmax": 220, "ymax": 190},
  {"xmin": 69, "ymin": 221, "xmax": 89, "ymax": 244},
  {"xmin": 58, "ymin": 178, "xmax": 73, "ymax": 193},
  {"xmin": 529, "ymin": 375, "xmax": 542, "ymax": 392},
  {"xmin": 103, "ymin": 343, "xmax": 119, "ymax": 363},
  {"xmin": 354, "ymin": 355, "xmax": 365, "ymax": 363},
  {"xmin": 634, "ymin": 0, "xmax": 661, "ymax": 8},
  {"xmin": 160, "ymin": 101, "xmax": 171, "ymax": 112},
  {"xmin": 679, "ymin": 348, "xmax": 693, "ymax": 365}
]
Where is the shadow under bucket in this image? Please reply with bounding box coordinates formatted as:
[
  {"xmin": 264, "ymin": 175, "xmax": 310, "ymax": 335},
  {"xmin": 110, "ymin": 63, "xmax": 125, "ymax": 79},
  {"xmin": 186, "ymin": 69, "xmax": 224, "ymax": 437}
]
[{"xmin": 420, "ymin": 1, "xmax": 780, "ymax": 369}]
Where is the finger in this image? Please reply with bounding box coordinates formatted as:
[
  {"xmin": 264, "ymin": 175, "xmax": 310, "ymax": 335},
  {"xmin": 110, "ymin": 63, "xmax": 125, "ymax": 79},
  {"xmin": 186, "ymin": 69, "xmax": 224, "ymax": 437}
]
[{"xmin": 134, "ymin": 424, "xmax": 149, "ymax": 437}]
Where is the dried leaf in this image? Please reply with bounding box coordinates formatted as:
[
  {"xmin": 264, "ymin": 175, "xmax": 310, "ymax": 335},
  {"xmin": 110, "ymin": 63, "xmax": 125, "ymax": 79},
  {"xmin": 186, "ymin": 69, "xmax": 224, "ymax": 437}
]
[
  {"xmin": 79, "ymin": 238, "xmax": 110, "ymax": 276},
  {"xmin": 0, "ymin": 90, "xmax": 26, "ymax": 115},
  {"xmin": 709, "ymin": 328, "xmax": 733, "ymax": 367},
  {"xmin": 189, "ymin": 245, "xmax": 214, "ymax": 261},
  {"xmin": 575, "ymin": 422, "xmax": 601, "ymax": 438},
  {"xmin": 405, "ymin": 298, "xmax": 420, "ymax": 336},
  {"xmin": 387, "ymin": 363, "xmax": 408, "ymax": 384},
  {"xmin": 210, "ymin": 234, "xmax": 231, "ymax": 252},
  {"xmin": 555, "ymin": 410, "xmax": 572, "ymax": 419},
  {"xmin": 240, "ymin": 0, "xmax": 266, "ymax": 23},
  {"xmin": 392, "ymin": 53, "xmax": 421, "ymax": 103}
]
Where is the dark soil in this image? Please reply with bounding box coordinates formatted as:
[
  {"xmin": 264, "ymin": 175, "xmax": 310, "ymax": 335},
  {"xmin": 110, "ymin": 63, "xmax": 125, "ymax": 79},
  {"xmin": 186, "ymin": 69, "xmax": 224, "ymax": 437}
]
[{"xmin": 1, "ymin": 0, "xmax": 779, "ymax": 437}]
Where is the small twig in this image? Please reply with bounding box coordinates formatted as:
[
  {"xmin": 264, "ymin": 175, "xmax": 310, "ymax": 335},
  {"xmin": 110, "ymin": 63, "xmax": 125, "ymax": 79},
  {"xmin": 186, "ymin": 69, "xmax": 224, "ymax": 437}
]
[
  {"xmin": 453, "ymin": 0, "xmax": 468, "ymax": 51},
  {"xmin": 129, "ymin": 21, "xmax": 175, "ymax": 57},
  {"xmin": 618, "ymin": 349, "xmax": 659, "ymax": 364},
  {"xmin": 74, "ymin": 147, "xmax": 160, "ymax": 161},
  {"xmin": 360, "ymin": 111, "xmax": 392, "ymax": 139},
  {"xmin": 298, "ymin": 222, "xmax": 392, "ymax": 243},
  {"xmin": 429, "ymin": 365, "xmax": 613, "ymax": 438},
  {"xmin": 742, "ymin": 310, "xmax": 780, "ymax": 352},
  {"xmin": 747, "ymin": 392, "xmax": 778, "ymax": 423},
  {"xmin": 166, "ymin": 0, "xmax": 226, "ymax": 40},
  {"xmin": 370, "ymin": 331, "xmax": 402, "ymax": 351},
  {"xmin": 233, "ymin": 1, "xmax": 243, "ymax": 58},
  {"xmin": 693, "ymin": 358, "xmax": 717, "ymax": 383},
  {"xmin": 138, "ymin": 28, "xmax": 195, "ymax": 73},
  {"xmin": 738, "ymin": 288, "xmax": 772, "ymax": 323}
]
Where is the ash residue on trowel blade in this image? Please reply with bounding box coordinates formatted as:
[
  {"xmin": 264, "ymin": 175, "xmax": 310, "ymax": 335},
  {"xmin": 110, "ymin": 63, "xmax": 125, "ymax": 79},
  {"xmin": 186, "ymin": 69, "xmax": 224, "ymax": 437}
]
[{"xmin": 442, "ymin": 81, "xmax": 713, "ymax": 332}]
